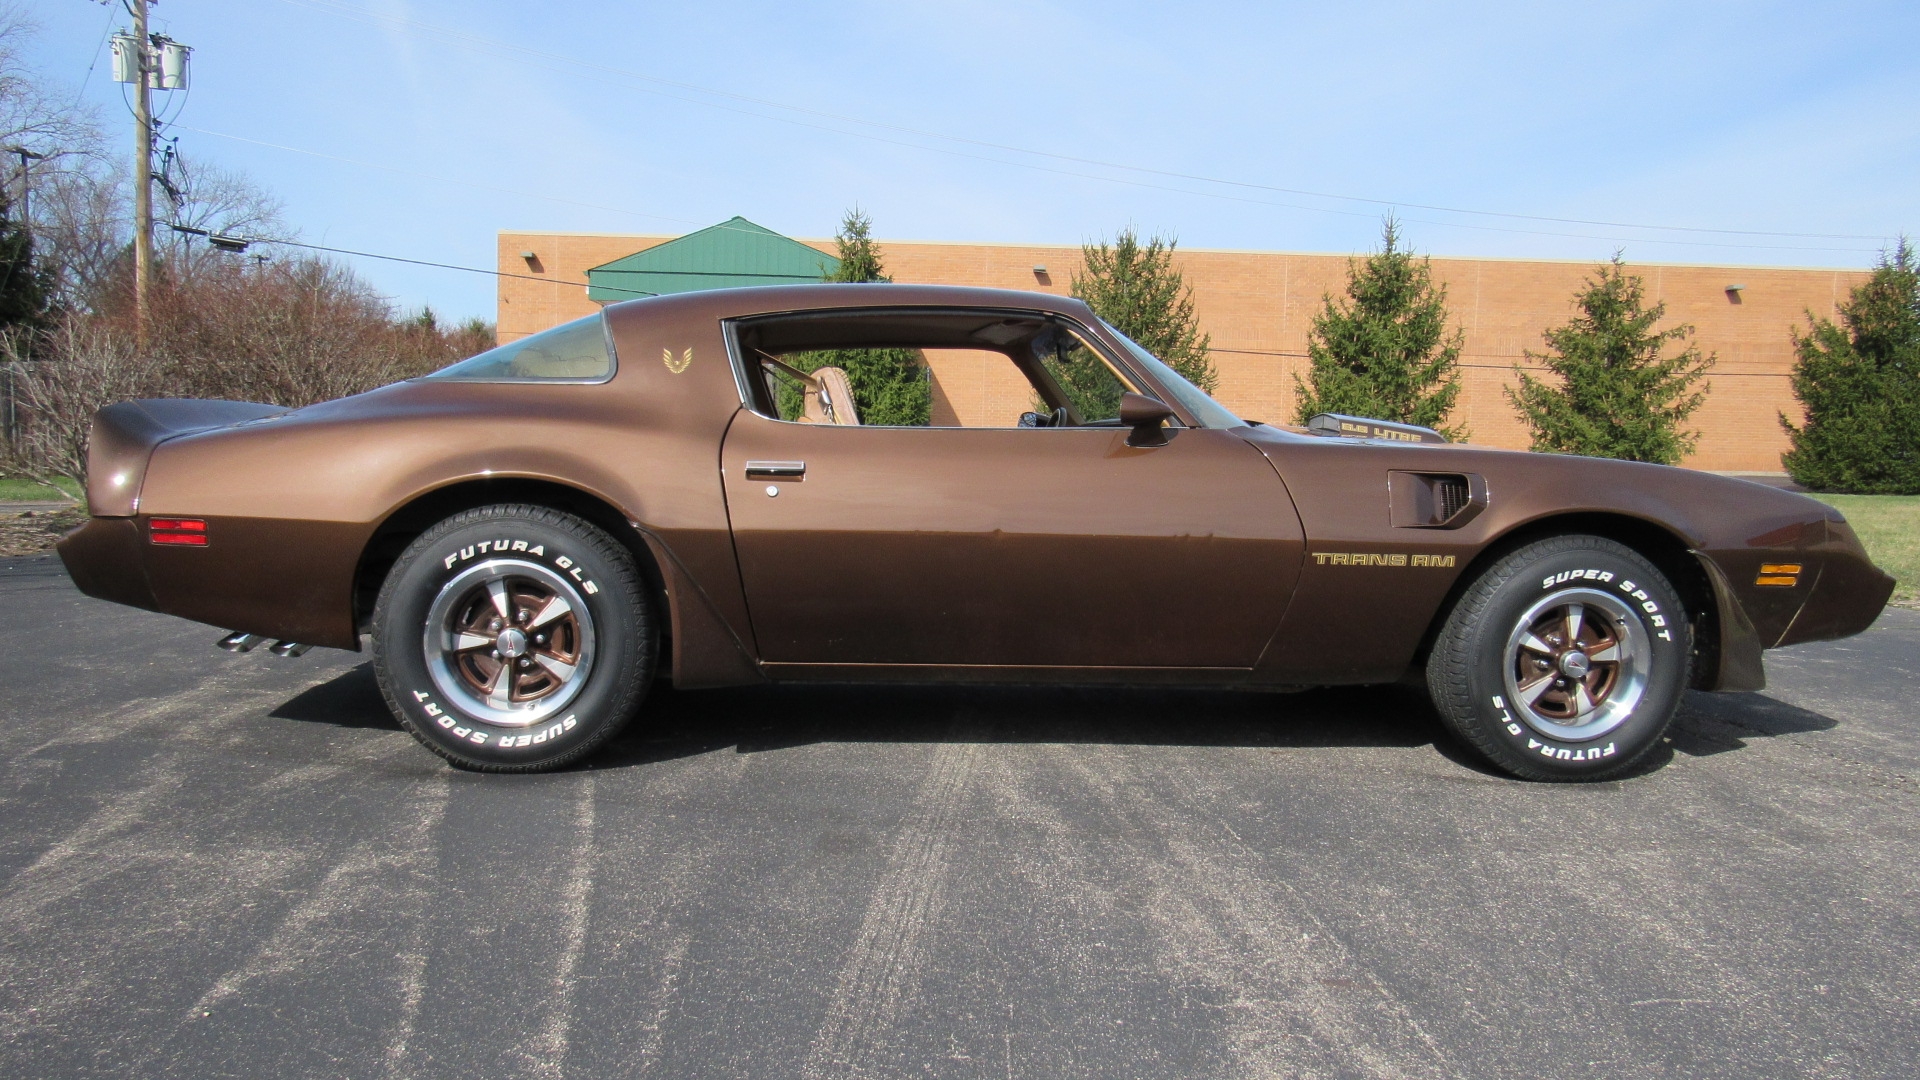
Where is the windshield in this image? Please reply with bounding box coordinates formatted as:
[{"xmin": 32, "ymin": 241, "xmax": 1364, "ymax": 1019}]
[
  {"xmin": 427, "ymin": 313, "xmax": 614, "ymax": 381},
  {"xmin": 1099, "ymin": 321, "xmax": 1244, "ymax": 429}
]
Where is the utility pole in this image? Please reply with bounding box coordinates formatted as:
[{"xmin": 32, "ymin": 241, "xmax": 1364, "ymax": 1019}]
[
  {"xmin": 130, "ymin": 0, "xmax": 154, "ymax": 350},
  {"xmin": 6, "ymin": 146, "xmax": 43, "ymax": 222},
  {"xmin": 111, "ymin": 3, "xmax": 189, "ymax": 352},
  {"xmin": 2, "ymin": 146, "xmax": 45, "ymax": 446}
]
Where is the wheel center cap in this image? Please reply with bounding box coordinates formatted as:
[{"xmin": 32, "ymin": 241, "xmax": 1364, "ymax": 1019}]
[
  {"xmin": 496, "ymin": 628, "xmax": 529, "ymax": 658},
  {"xmin": 1559, "ymin": 651, "xmax": 1591, "ymax": 678}
]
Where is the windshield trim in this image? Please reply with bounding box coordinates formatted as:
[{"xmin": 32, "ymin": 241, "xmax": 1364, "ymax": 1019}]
[{"xmin": 1095, "ymin": 320, "xmax": 1246, "ymax": 429}]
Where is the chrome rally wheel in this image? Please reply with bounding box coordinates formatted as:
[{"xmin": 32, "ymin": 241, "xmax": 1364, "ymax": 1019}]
[
  {"xmin": 1427, "ymin": 535, "xmax": 1691, "ymax": 782},
  {"xmin": 1502, "ymin": 588, "xmax": 1649, "ymax": 743},
  {"xmin": 425, "ymin": 559, "xmax": 597, "ymax": 728}
]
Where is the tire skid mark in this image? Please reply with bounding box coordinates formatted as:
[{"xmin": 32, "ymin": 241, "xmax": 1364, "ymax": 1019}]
[
  {"xmin": 515, "ymin": 773, "xmax": 598, "ymax": 1080},
  {"xmin": 1059, "ymin": 750, "xmax": 1458, "ymax": 1080},
  {"xmin": 802, "ymin": 742, "xmax": 979, "ymax": 1080},
  {"xmin": 0, "ymin": 842, "xmax": 311, "ymax": 1047},
  {"xmin": 623, "ymin": 933, "xmax": 690, "ymax": 1079},
  {"xmin": 0, "ymin": 688, "xmax": 286, "ymax": 903},
  {"xmin": 380, "ymin": 948, "xmax": 431, "ymax": 1080},
  {"xmin": 9, "ymin": 683, "xmax": 289, "ymax": 760},
  {"xmin": 371, "ymin": 774, "xmax": 456, "ymax": 1080},
  {"xmin": 185, "ymin": 773, "xmax": 453, "ymax": 1016}
]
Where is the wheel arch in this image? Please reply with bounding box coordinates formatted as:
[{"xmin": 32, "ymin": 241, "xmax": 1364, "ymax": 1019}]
[
  {"xmin": 353, "ymin": 478, "xmax": 669, "ymax": 658},
  {"xmin": 1412, "ymin": 511, "xmax": 1723, "ymax": 690}
]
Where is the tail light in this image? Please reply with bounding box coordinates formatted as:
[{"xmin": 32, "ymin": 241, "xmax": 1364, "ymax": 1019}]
[{"xmin": 150, "ymin": 518, "xmax": 208, "ymax": 546}]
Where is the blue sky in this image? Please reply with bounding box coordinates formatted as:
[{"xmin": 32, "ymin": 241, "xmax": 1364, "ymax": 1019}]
[{"xmin": 21, "ymin": 0, "xmax": 1919, "ymax": 323}]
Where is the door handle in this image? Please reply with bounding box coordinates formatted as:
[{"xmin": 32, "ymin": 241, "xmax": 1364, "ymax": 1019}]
[{"xmin": 745, "ymin": 460, "xmax": 806, "ymax": 480}]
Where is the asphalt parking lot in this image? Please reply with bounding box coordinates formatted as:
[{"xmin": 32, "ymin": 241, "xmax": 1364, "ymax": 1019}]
[{"xmin": 1, "ymin": 551, "xmax": 1915, "ymax": 1079}]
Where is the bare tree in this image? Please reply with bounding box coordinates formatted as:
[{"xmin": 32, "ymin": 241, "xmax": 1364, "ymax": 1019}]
[
  {"xmin": 30, "ymin": 159, "xmax": 124, "ymax": 310},
  {"xmin": 0, "ymin": 4, "xmax": 114, "ymax": 312},
  {"xmin": 154, "ymin": 151, "xmax": 292, "ymax": 277},
  {"xmin": 2, "ymin": 318, "xmax": 146, "ymax": 481},
  {"xmin": 0, "ymin": 5, "xmax": 103, "ymax": 163}
]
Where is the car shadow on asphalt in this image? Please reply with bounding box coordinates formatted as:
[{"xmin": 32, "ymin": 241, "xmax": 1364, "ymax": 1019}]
[
  {"xmin": 269, "ymin": 663, "xmax": 404, "ymax": 730},
  {"xmin": 265, "ymin": 663, "xmax": 1841, "ymax": 781}
]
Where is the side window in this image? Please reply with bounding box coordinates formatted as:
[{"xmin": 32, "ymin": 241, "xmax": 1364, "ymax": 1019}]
[
  {"xmin": 759, "ymin": 348, "xmax": 932, "ymax": 427},
  {"xmin": 924, "ymin": 349, "xmax": 1052, "ymax": 428},
  {"xmin": 428, "ymin": 314, "xmax": 613, "ymax": 381},
  {"xmin": 1033, "ymin": 327, "xmax": 1132, "ymax": 423},
  {"xmin": 756, "ymin": 351, "xmax": 928, "ymax": 427},
  {"xmin": 735, "ymin": 311, "xmax": 1137, "ymax": 428}
]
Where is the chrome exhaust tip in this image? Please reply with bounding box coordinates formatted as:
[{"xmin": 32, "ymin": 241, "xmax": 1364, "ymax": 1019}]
[
  {"xmin": 267, "ymin": 640, "xmax": 312, "ymax": 657},
  {"xmin": 218, "ymin": 632, "xmax": 265, "ymax": 653}
]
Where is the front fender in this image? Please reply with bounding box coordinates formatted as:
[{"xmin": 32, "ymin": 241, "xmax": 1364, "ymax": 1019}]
[{"xmin": 1695, "ymin": 553, "xmax": 1766, "ymax": 692}]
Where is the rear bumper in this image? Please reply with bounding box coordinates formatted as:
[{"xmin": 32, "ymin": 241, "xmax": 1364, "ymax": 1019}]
[{"xmin": 57, "ymin": 517, "xmax": 160, "ymax": 612}]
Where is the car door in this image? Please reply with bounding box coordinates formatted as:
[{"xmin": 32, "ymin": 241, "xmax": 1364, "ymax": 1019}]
[{"xmin": 718, "ymin": 335, "xmax": 1304, "ymax": 670}]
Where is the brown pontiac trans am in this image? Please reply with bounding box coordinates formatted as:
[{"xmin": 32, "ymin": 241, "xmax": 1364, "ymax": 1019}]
[{"xmin": 58, "ymin": 284, "xmax": 1893, "ymax": 780}]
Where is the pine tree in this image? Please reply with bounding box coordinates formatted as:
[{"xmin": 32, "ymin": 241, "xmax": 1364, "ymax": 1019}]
[
  {"xmin": 1071, "ymin": 228, "xmax": 1216, "ymax": 392},
  {"xmin": 1294, "ymin": 219, "xmax": 1464, "ymax": 437},
  {"xmin": 1506, "ymin": 255, "xmax": 1714, "ymax": 464},
  {"xmin": 781, "ymin": 208, "xmax": 930, "ymax": 426},
  {"xmin": 1780, "ymin": 240, "xmax": 1920, "ymax": 493},
  {"xmin": 0, "ymin": 191, "xmax": 50, "ymax": 336}
]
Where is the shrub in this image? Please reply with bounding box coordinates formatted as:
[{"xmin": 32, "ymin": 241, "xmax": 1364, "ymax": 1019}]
[
  {"xmin": 1071, "ymin": 228, "xmax": 1217, "ymax": 393},
  {"xmin": 1506, "ymin": 255, "xmax": 1714, "ymax": 464},
  {"xmin": 780, "ymin": 209, "xmax": 930, "ymax": 426},
  {"xmin": 1294, "ymin": 219, "xmax": 1464, "ymax": 437},
  {"xmin": 3, "ymin": 253, "xmax": 495, "ymax": 482},
  {"xmin": 1781, "ymin": 241, "xmax": 1920, "ymax": 493}
]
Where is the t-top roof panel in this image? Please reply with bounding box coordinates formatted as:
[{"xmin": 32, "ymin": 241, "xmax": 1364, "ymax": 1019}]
[{"xmin": 585, "ymin": 216, "xmax": 841, "ymax": 301}]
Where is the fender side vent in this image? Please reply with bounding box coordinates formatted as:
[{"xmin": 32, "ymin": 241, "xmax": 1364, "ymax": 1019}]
[{"xmin": 1390, "ymin": 472, "xmax": 1486, "ymax": 529}]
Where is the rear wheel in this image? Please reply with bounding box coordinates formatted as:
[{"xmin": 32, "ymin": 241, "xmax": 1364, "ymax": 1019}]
[
  {"xmin": 372, "ymin": 504, "xmax": 653, "ymax": 771},
  {"xmin": 1426, "ymin": 535, "xmax": 1690, "ymax": 781}
]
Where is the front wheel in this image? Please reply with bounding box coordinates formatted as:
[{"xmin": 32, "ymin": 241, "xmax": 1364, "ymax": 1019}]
[
  {"xmin": 1426, "ymin": 535, "xmax": 1690, "ymax": 781},
  {"xmin": 372, "ymin": 504, "xmax": 654, "ymax": 771}
]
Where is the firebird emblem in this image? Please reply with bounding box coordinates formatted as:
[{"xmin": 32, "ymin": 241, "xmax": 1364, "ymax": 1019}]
[{"xmin": 662, "ymin": 348, "xmax": 693, "ymax": 374}]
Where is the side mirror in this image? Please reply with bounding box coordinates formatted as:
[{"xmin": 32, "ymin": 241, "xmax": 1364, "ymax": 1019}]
[{"xmin": 1120, "ymin": 392, "xmax": 1175, "ymax": 447}]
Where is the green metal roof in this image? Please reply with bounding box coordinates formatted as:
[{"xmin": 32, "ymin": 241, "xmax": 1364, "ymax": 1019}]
[{"xmin": 585, "ymin": 216, "xmax": 840, "ymax": 301}]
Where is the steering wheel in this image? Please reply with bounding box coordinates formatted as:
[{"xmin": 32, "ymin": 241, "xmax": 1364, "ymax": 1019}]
[{"xmin": 1017, "ymin": 407, "xmax": 1071, "ymax": 428}]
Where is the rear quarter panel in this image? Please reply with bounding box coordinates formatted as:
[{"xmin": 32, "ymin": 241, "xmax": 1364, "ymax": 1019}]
[{"xmin": 130, "ymin": 297, "xmax": 754, "ymax": 655}]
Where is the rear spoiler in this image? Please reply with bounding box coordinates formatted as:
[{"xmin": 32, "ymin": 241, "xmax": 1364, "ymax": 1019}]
[
  {"xmin": 1306, "ymin": 412, "xmax": 1448, "ymax": 444},
  {"xmin": 86, "ymin": 399, "xmax": 288, "ymax": 516}
]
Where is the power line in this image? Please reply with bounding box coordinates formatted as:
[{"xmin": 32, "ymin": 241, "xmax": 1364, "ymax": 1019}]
[
  {"xmin": 176, "ymin": 125, "xmax": 724, "ymax": 232},
  {"xmin": 237, "ymin": 235, "xmax": 661, "ymax": 298},
  {"xmin": 186, "ymin": 116, "xmax": 1877, "ymax": 258},
  {"xmin": 276, "ymin": 0, "xmax": 1894, "ymax": 249},
  {"xmin": 221, "ymin": 236, "xmax": 1802, "ymax": 379}
]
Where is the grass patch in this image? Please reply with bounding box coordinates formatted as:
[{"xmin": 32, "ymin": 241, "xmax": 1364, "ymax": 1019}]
[
  {"xmin": 0, "ymin": 476, "xmax": 82, "ymax": 503},
  {"xmin": 1808, "ymin": 494, "xmax": 1920, "ymax": 606}
]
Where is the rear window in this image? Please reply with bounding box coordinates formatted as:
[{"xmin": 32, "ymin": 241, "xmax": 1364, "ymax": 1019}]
[{"xmin": 428, "ymin": 314, "xmax": 614, "ymax": 381}]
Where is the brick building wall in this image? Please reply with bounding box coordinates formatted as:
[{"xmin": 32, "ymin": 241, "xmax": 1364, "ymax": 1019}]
[{"xmin": 498, "ymin": 231, "xmax": 1867, "ymax": 473}]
